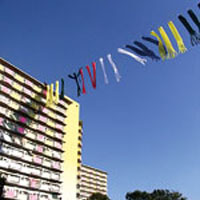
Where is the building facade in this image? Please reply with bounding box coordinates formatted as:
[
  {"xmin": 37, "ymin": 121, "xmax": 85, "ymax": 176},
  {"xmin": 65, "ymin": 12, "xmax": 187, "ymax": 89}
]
[
  {"xmin": 0, "ymin": 58, "xmax": 81, "ymax": 200},
  {"xmin": 80, "ymin": 165, "xmax": 108, "ymax": 200},
  {"xmin": 76, "ymin": 121, "xmax": 83, "ymax": 199}
]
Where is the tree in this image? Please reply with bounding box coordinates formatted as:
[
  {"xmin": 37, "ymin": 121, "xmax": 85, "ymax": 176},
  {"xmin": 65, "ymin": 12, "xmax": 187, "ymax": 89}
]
[
  {"xmin": 88, "ymin": 192, "xmax": 110, "ymax": 200},
  {"xmin": 126, "ymin": 189, "xmax": 187, "ymax": 200}
]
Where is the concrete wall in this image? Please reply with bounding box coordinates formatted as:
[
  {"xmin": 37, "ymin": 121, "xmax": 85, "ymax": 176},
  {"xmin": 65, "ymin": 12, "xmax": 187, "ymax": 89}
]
[{"xmin": 61, "ymin": 100, "xmax": 80, "ymax": 200}]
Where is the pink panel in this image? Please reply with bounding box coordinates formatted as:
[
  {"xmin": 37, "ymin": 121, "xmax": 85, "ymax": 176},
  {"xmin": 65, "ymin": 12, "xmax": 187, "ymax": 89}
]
[
  {"xmin": 56, "ymin": 124, "xmax": 62, "ymax": 130},
  {"xmin": 38, "ymin": 125, "xmax": 45, "ymax": 132},
  {"xmin": 23, "ymin": 87, "xmax": 32, "ymax": 96},
  {"xmin": 5, "ymin": 68, "xmax": 15, "ymax": 76},
  {"xmin": 5, "ymin": 189, "xmax": 16, "ymax": 198},
  {"xmin": 60, "ymin": 100, "xmax": 65, "ymax": 106},
  {"xmin": 39, "ymin": 115, "xmax": 47, "ymax": 123},
  {"xmin": 17, "ymin": 126, "xmax": 25, "ymax": 134},
  {"xmin": 55, "ymin": 142, "xmax": 62, "ymax": 149},
  {"xmin": 42, "ymin": 107, "xmax": 48, "ymax": 114},
  {"xmin": 29, "ymin": 178, "xmax": 38, "ymax": 188},
  {"xmin": 4, "ymin": 76, "xmax": 12, "ymax": 85},
  {"xmin": 52, "ymin": 161, "xmax": 60, "ymax": 169},
  {"xmin": 25, "ymin": 79, "xmax": 33, "ymax": 87},
  {"xmin": 36, "ymin": 145, "xmax": 43, "ymax": 153},
  {"xmin": 55, "ymin": 133, "xmax": 62, "ymax": 139},
  {"xmin": 19, "ymin": 116, "xmax": 27, "ymax": 123},
  {"xmin": 1, "ymin": 85, "xmax": 10, "ymax": 94},
  {"xmin": 33, "ymin": 156, "xmax": 42, "ymax": 164},
  {"xmin": 29, "ymin": 194, "xmax": 38, "ymax": 200},
  {"xmin": 37, "ymin": 134, "xmax": 45, "ymax": 141}
]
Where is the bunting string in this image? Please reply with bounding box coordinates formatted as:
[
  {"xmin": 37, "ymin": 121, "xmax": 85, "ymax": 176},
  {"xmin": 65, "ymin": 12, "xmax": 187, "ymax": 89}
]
[
  {"xmin": 50, "ymin": 84, "xmax": 54, "ymax": 105},
  {"xmin": 107, "ymin": 54, "xmax": 121, "ymax": 82},
  {"xmin": 86, "ymin": 62, "xmax": 97, "ymax": 89},
  {"xmin": 126, "ymin": 44, "xmax": 148, "ymax": 57},
  {"xmin": 44, "ymin": 2, "xmax": 200, "ymax": 99},
  {"xmin": 118, "ymin": 48, "xmax": 147, "ymax": 65},
  {"xmin": 46, "ymin": 85, "xmax": 50, "ymax": 106},
  {"xmin": 141, "ymin": 36, "xmax": 160, "ymax": 46},
  {"xmin": 141, "ymin": 36, "xmax": 168, "ymax": 55},
  {"xmin": 126, "ymin": 41, "xmax": 160, "ymax": 61},
  {"xmin": 168, "ymin": 21, "xmax": 187, "ymax": 53},
  {"xmin": 79, "ymin": 68, "xmax": 87, "ymax": 94},
  {"xmin": 60, "ymin": 78, "xmax": 65, "ymax": 100},
  {"xmin": 150, "ymin": 31, "xmax": 167, "ymax": 60},
  {"xmin": 99, "ymin": 58, "xmax": 109, "ymax": 84},
  {"xmin": 178, "ymin": 15, "xmax": 200, "ymax": 46},
  {"xmin": 55, "ymin": 81, "xmax": 59, "ymax": 104},
  {"xmin": 188, "ymin": 9, "xmax": 200, "ymax": 32},
  {"xmin": 158, "ymin": 26, "xmax": 177, "ymax": 59},
  {"xmin": 68, "ymin": 72, "xmax": 81, "ymax": 97},
  {"xmin": 134, "ymin": 41, "xmax": 160, "ymax": 61}
]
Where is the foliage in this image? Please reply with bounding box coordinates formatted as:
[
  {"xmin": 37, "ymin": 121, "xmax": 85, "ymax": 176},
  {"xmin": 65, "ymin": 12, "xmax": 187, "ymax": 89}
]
[
  {"xmin": 88, "ymin": 192, "xmax": 110, "ymax": 200},
  {"xmin": 126, "ymin": 189, "xmax": 187, "ymax": 200}
]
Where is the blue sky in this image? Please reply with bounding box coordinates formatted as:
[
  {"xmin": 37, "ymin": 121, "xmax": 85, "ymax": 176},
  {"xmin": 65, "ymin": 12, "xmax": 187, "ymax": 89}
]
[{"xmin": 1, "ymin": 0, "xmax": 200, "ymax": 199}]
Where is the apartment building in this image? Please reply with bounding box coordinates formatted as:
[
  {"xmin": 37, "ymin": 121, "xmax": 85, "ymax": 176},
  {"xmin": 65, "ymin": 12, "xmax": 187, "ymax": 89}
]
[
  {"xmin": 76, "ymin": 121, "xmax": 83, "ymax": 199},
  {"xmin": 80, "ymin": 165, "xmax": 108, "ymax": 200},
  {"xmin": 0, "ymin": 58, "xmax": 81, "ymax": 200}
]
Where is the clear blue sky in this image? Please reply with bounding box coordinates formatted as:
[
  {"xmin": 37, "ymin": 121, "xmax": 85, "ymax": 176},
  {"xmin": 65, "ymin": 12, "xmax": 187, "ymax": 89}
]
[{"xmin": 1, "ymin": 0, "xmax": 200, "ymax": 199}]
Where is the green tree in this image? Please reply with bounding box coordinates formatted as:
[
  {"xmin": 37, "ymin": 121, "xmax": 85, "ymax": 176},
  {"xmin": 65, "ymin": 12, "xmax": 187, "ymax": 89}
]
[
  {"xmin": 126, "ymin": 189, "xmax": 187, "ymax": 200},
  {"xmin": 88, "ymin": 192, "xmax": 110, "ymax": 200}
]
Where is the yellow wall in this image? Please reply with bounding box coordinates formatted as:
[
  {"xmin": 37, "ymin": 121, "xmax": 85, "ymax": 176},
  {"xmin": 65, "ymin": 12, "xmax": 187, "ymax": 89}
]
[{"xmin": 61, "ymin": 99, "xmax": 80, "ymax": 200}]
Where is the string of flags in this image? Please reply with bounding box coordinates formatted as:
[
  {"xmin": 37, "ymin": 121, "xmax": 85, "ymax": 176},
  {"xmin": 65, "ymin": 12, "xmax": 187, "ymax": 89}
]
[{"xmin": 46, "ymin": 2, "xmax": 200, "ymax": 103}]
